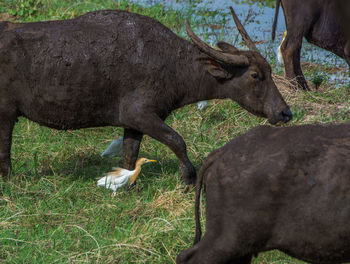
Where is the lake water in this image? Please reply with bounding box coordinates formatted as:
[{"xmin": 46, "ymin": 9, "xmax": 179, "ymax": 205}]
[{"xmin": 132, "ymin": 0, "xmax": 349, "ymax": 86}]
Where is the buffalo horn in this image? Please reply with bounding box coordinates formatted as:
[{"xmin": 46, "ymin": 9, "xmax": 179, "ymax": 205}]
[
  {"xmin": 230, "ymin": 6, "xmax": 258, "ymax": 52},
  {"xmin": 186, "ymin": 19, "xmax": 249, "ymax": 66}
]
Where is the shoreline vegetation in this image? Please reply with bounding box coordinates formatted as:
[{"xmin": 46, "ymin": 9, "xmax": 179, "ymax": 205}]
[{"xmin": 0, "ymin": 0, "xmax": 349, "ymax": 263}]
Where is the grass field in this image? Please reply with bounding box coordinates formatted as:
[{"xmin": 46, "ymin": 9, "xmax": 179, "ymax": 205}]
[{"xmin": 1, "ymin": 0, "xmax": 350, "ymax": 263}]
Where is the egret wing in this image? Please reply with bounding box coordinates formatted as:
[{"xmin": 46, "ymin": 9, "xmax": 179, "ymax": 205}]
[{"xmin": 97, "ymin": 168, "xmax": 134, "ymax": 192}]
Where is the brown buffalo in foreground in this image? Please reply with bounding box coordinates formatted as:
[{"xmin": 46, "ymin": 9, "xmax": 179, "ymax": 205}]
[
  {"xmin": 0, "ymin": 8, "xmax": 291, "ymax": 183},
  {"xmin": 177, "ymin": 122, "xmax": 350, "ymax": 263},
  {"xmin": 272, "ymin": 0, "xmax": 349, "ymax": 90}
]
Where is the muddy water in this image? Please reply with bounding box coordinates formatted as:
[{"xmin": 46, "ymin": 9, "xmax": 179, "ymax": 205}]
[{"xmin": 132, "ymin": 0, "xmax": 349, "ymax": 86}]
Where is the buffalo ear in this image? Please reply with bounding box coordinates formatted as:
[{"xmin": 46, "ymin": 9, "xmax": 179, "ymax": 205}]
[
  {"xmin": 198, "ymin": 58, "xmax": 233, "ymax": 79},
  {"xmin": 217, "ymin": 41, "xmax": 239, "ymax": 53}
]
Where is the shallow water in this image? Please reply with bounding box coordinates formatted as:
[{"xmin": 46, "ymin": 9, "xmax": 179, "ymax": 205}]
[{"xmin": 132, "ymin": 0, "xmax": 349, "ymax": 86}]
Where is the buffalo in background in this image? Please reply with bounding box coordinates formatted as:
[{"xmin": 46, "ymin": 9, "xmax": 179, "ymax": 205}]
[
  {"xmin": 335, "ymin": 0, "xmax": 350, "ymax": 66},
  {"xmin": 272, "ymin": 0, "xmax": 349, "ymax": 90}
]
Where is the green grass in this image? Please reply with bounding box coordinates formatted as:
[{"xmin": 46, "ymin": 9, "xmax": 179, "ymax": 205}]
[{"xmin": 1, "ymin": 1, "xmax": 350, "ymax": 263}]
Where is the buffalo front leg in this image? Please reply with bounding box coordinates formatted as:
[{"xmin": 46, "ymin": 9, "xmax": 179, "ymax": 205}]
[
  {"xmin": 0, "ymin": 111, "xmax": 16, "ymax": 179},
  {"xmin": 281, "ymin": 34, "xmax": 310, "ymax": 91},
  {"xmin": 124, "ymin": 114, "xmax": 196, "ymax": 185},
  {"xmin": 122, "ymin": 128, "xmax": 143, "ymax": 170}
]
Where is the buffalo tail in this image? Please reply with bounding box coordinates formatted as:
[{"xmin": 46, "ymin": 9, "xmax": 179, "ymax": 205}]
[{"xmin": 272, "ymin": 0, "xmax": 281, "ymax": 41}]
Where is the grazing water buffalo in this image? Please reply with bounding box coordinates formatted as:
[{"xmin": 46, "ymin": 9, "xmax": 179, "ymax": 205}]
[
  {"xmin": 272, "ymin": 0, "xmax": 350, "ymax": 90},
  {"xmin": 177, "ymin": 122, "xmax": 350, "ymax": 264},
  {"xmin": 0, "ymin": 8, "xmax": 292, "ymax": 183}
]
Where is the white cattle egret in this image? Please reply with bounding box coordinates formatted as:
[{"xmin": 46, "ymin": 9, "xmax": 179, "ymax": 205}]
[
  {"xmin": 97, "ymin": 158, "xmax": 157, "ymax": 195},
  {"xmin": 276, "ymin": 30, "xmax": 287, "ymax": 66},
  {"xmin": 101, "ymin": 136, "xmax": 123, "ymax": 158}
]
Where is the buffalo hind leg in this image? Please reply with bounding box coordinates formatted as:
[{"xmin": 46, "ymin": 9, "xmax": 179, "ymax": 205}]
[
  {"xmin": 122, "ymin": 128, "xmax": 143, "ymax": 170},
  {"xmin": 0, "ymin": 111, "xmax": 16, "ymax": 179},
  {"xmin": 281, "ymin": 32, "xmax": 310, "ymax": 91},
  {"xmin": 344, "ymin": 41, "xmax": 350, "ymax": 75},
  {"xmin": 124, "ymin": 114, "xmax": 196, "ymax": 185}
]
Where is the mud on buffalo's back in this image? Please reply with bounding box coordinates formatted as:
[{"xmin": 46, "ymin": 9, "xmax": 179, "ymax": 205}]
[
  {"xmin": 0, "ymin": 10, "xmax": 191, "ymax": 128},
  {"xmin": 0, "ymin": 10, "xmax": 187, "ymax": 83}
]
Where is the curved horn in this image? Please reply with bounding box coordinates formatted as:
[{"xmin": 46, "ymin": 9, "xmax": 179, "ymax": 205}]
[
  {"xmin": 186, "ymin": 19, "xmax": 249, "ymax": 66},
  {"xmin": 230, "ymin": 6, "xmax": 258, "ymax": 52}
]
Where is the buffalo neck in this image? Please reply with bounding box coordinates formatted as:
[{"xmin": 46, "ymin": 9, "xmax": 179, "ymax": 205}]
[
  {"xmin": 177, "ymin": 72, "xmax": 224, "ymax": 108},
  {"xmin": 173, "ymin": 46, "xmax": 227, "ymax": 109}
]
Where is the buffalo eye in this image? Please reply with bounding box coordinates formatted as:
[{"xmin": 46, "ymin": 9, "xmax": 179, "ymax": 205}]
[{"xmin": 251, "ymin": 72, "xmax": 259, "ymax": 80}]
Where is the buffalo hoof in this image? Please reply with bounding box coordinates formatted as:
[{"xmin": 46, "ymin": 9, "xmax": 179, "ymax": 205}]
[
  {"xmin": 288, "ymin": 75, "xmax": 310, "ymax": 91},
  {"xmin": 180, "ymin": 163, "xmax": 196, "ymax": 185},
  {"xmin": 0, "ymin": 165, "xmax": 11, "ymax": 181}
]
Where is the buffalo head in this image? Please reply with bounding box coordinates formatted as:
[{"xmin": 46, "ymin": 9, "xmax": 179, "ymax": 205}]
[{"xmin": 186, "ymin": 7, "xmax": 292, "ymax": 124}]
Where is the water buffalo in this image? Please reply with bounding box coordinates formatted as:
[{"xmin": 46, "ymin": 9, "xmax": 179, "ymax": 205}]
[
  {"xmin": 335, "ymin": 0, "xmax": 350, "ymax": 66},
  {"xmin": 272, "ymin": 0, "xmax": 350, "ymax": 90},
  {"xmin": 0, "ymin": 8, "xmax": 292, "ymax": 183},
  {"xmin": 177, "ymin": 122, "xmax": 350, "ymax": 264}
]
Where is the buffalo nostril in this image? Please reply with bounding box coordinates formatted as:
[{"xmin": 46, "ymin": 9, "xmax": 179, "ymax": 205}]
[{"xmin": 281, "ymin": 109, "xmax": 293, "ymax": 122}]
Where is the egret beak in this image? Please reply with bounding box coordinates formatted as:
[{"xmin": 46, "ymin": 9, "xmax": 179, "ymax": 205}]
[{"xmin": 147, "ymin": 160, "xmax": 157, "ymax": 163}]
